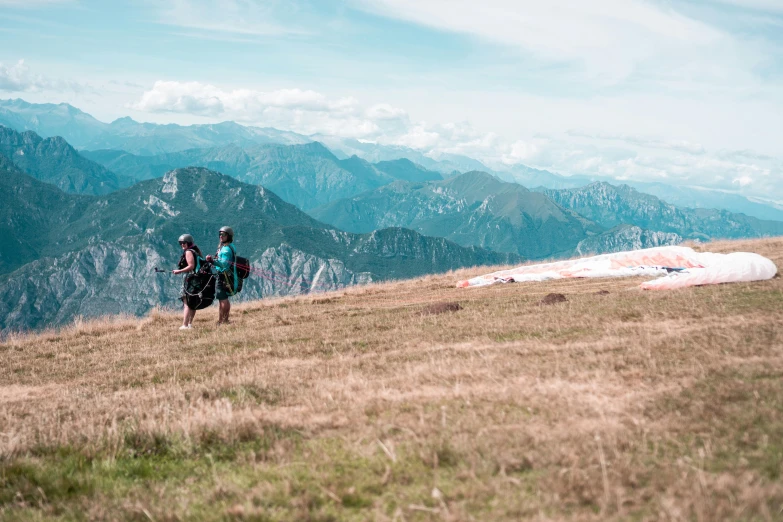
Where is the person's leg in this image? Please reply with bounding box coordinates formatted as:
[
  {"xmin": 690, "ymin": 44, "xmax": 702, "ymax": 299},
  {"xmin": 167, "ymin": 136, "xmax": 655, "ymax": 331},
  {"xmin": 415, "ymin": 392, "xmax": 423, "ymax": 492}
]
[
  {"xmin": 181, "ymin": 303, "xmax": 190, "ymax": 327},
  {"xmin": 187, "ymin": 307, "xmax": 197, "ymax": 326},
  {"xmin": 219, "ymin": 299, "xmax": 231, "ymax": 324}
]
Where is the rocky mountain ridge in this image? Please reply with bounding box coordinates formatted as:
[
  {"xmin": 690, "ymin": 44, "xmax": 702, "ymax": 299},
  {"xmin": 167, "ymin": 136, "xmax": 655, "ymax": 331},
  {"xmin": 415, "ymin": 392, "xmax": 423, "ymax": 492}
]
[
  {"xmin": 575, "ymin": 225, "xmax": 682, "ymax": 256},
  {"xmin": 308, "ymin": 171, "xmax": 684, "ymax": 259},
  {"xmin": 82, "ymin": 142, "xmax": 445, "ymax": 210},
  {"xmin": 543, "ymin": 182, "xmax": 783, "ymax": 241}
]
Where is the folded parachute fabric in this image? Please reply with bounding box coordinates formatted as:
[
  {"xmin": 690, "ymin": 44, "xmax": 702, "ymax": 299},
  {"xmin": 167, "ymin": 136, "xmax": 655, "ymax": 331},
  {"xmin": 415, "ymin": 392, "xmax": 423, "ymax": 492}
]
[{"xmin": 456, "ymin": 246, "xmax": 778, "ymax": 290}]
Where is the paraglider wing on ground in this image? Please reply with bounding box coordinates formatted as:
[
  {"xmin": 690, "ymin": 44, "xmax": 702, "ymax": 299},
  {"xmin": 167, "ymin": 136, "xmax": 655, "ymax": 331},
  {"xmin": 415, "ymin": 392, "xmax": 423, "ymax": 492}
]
[{"xmin": 457, "ymin": 246, "xmax": 778, "ymax": 290}]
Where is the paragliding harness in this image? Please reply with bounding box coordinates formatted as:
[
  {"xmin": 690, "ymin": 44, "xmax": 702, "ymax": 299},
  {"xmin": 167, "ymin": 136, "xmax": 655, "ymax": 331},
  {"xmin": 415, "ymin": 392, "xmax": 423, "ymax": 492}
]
[
  {"xmin": 179, "ymin": 247, "xmax": 216, "ymax": 310},
  {"xmin": 218, "ymin": 244, "xmax": 249, "ymax": 297}
]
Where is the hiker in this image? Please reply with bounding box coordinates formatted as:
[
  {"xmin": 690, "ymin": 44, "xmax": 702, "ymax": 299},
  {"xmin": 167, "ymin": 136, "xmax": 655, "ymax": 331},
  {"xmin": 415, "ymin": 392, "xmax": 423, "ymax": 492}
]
[
  {"xmin": 172, "ymin": 233, "xmax": 204, "ymax": 330},
  {"xmin": 206, "ymin": 226, "xmax": 238, "ymax": 325}
]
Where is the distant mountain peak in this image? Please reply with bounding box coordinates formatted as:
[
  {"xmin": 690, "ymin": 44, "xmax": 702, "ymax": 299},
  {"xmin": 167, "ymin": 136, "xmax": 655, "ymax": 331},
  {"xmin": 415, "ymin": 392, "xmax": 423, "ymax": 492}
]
[
  {"xmin": 578, "ymin": 181, "xmax": 659, "ymax": 202},
  {"xmin": 341, "ymin": 154, "xmax": 373, "ymax": 166},
  {"xmin": 378, "ymin": 157, "xmax": 415, "ymax": 167},
  {"xmin": 1, "ymin": 98, "xmax": 35, "ymax": 109},
  {"xmin": 162, "ymin": 166, "xmax": 227, "ymax": 189},
  {"xmin": 47, "ymin": 135, "xmax": 70, "ymax": 146},
  {"xmin": 296, "ymin": 141, "xmax": 338, "ymax": 159},
  {"xmin": 55, "ymin": 103, "xmax": 85, "ymax": 115},
  {"xmin": 212, "ymin": 121, "xmax": 244, "ymax": 129},
  {"xmin": 443, "ymin": 170, "xmax": 525, "ymax": 192},
  {"xmin": 585, "ymin": 181, "xmax": 614, "ymax": 189},
  {"xmin": 110, "ymin": 116, "xmax": 137, "ymax": 125}
]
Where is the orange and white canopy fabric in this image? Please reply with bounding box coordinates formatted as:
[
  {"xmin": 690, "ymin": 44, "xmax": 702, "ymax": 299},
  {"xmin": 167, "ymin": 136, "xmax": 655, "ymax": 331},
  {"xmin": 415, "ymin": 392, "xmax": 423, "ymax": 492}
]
[{"xmin": 457, "ymin": 246, "xmax": 778, "ymax": 290}]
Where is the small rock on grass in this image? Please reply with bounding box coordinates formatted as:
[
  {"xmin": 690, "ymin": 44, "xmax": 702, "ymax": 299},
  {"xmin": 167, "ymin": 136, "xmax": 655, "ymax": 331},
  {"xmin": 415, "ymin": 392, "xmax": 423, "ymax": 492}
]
[{"xmin": 537, "ymin": 293, "xmax": 567, "ymax": 306}]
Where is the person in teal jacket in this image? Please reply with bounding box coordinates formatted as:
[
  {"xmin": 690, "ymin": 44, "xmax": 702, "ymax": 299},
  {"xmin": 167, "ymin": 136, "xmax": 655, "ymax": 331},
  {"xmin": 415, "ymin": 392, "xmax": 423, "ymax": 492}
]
[{"xmin": 206, "ymin": 226, "xmax": 238, "ymax": 325}]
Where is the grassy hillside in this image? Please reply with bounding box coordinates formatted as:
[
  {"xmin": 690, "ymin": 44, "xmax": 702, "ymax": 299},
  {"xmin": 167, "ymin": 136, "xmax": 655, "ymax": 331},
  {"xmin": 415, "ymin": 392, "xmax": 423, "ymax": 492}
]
[{"xmin": 1, "ymin": 238, "xmax": 782, "ymax": 520}]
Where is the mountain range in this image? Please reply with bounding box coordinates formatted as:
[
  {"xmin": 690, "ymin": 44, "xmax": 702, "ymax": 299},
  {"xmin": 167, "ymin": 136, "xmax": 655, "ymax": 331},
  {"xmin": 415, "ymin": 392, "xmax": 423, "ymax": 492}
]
[
  {"xmin": 0, "ymin": 158, "xmax": 517, "ymax": 332},
  {"xmin": 81, "ymin": 143, "xmax": 444, "ymax": 209},
  {"xmin": 307, "ymin": 172, "xmax": 783, "ymax": 258},
  {"xmin": 0, "ymin": 98, "xmax": 310, "ymax": 155},
  {"xmin": 0, "ymin": 126, "xmax": 135, "ymax": 195},
  {"xmin": 3, "ymin": 97, "xmax": 781, "ymax": 222},
  {"xmin": 618, "ymin": 181, "xmax": 783, "ymax": 222},
  {"xmin": 310, "ymin": 135, "xmax": 492, "ymax": 174},
  {"xmin": 83, "ymin": 144, "xmax": 726, "ymax": 261},
  {"xmin": 309, "ymin": 171, "xmax": 604, "ymax": 259},
  {"xmin": 2, "ymin": 120, "xmax": 779, "ymax": 286},
  {"xmin": 497, "ymin": 167, "xmax": 783, "ymax": 222},
  {"xmin": 541, "ymin": 182, "xmax": 783, "ymax": 241}
]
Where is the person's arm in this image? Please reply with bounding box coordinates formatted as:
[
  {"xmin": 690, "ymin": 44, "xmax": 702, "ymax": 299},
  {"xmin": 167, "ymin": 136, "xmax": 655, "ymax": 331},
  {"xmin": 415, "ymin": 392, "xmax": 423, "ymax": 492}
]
[
  {"xmin": 173, "ymin": 251, "xmax": 196, "ymax": 274},
  {"xmin": 212, "ymin": 246, "xmax": 232, "ymax": 271}
]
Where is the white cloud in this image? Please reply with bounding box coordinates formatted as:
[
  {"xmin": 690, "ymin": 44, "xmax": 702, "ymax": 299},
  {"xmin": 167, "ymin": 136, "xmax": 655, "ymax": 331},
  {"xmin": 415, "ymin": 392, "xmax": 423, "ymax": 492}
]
[
  {"xmin": 523, "ymin": 135, "xmax": 782, "ymax": 197},
  {"xmin": 133, "ymin": 80, "xmax": 386, "ymax": 137},
  {"xmin": 391, "ymin": 124, "xmax": 441, "ymax": 149},
  {"xmin": 133, "ymin": 81, "xmax": 474, "ymax": 144},
  {"xmin": 501, "ymin": 140, "xmax": 542, "ymax": 164},
  {"xmin": 0, "ymin": 59, "xmax": 83, "ymax": 92},
  {"xmin": 365, "ymin": 103, "xmax": 408, "ymax": 121},
  {"xmin": 133, "ymin": 81, "xmax": 357, "ymax": 116},
  {"xmin": 0, "ymin": 60, "xmax": 37, "ymax": 91}
]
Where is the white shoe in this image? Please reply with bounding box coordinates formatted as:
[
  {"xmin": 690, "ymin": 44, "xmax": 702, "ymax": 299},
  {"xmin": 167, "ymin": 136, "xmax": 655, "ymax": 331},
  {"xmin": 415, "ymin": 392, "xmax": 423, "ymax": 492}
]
[{"xmin": 179, "ymin": 325, "xmax": 192, "ymax": 330}]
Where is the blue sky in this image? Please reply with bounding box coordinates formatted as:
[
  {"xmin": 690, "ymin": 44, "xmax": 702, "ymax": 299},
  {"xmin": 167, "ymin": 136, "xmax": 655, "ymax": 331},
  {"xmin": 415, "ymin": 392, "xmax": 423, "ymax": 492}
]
[{"xmin": 1, "ymin": 0, "xmax": 782, "ymax": 199}]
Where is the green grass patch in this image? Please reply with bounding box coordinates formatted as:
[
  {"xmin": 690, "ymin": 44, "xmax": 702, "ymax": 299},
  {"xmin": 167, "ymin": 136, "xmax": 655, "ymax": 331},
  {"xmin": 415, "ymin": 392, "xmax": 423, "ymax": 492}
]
[{"xmin": 0, "ymin": 426, "xmax": 541, "ymax": 521}]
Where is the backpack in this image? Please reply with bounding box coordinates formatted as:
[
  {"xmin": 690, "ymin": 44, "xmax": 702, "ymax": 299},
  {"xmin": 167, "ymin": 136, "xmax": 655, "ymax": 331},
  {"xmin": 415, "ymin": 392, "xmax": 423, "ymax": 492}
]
[{"xmin": 235, "ymin": 255, "xmax": 250, "ymax": 280}]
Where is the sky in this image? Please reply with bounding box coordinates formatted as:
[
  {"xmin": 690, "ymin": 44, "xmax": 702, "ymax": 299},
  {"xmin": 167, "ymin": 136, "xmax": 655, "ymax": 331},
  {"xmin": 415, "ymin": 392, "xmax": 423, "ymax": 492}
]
[{"xmin": 0, "ymin": 0, "xmax": 782, "ymax": 200}]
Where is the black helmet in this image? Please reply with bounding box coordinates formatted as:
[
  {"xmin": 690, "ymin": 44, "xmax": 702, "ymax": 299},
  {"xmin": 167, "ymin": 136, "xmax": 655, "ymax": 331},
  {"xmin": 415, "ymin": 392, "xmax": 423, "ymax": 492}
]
[
  {"xmin": 219, "ymin": 226, "xmax": 234, "ymax": 241},
  {"xmin": 178, "ymin": 233, "xmax": 194, "ymax": 244}
]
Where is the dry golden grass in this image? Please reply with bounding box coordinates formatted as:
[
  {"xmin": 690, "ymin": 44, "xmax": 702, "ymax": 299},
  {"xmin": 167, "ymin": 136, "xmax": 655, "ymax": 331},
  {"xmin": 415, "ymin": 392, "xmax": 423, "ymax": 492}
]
[{"xmin": 1, "ymin": 238, "xmax": 782, "ymax": 521}]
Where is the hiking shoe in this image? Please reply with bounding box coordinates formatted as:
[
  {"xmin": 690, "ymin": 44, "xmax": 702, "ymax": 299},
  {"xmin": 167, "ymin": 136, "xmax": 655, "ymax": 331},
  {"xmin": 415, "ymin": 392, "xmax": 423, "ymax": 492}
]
[{"xmin": 179, "ymin": 325, "xmax": 192, "ymax": 330}]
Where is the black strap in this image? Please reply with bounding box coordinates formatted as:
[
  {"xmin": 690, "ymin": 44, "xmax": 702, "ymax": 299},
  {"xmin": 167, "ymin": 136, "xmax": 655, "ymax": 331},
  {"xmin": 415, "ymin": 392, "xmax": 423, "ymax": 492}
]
[{"xmin": 179, "ymin": 248, "xmax": 202, "ymax": 271}]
